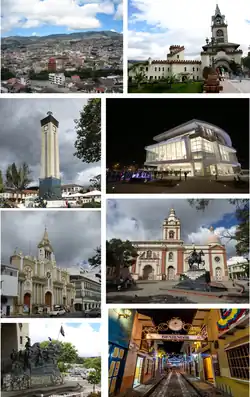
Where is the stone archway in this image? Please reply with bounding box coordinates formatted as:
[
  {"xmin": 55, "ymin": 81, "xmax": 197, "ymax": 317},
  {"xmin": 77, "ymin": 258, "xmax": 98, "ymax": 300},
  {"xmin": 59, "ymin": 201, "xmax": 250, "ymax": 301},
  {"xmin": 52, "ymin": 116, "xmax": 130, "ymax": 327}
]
[
  {"xmin": 45, "ymin": 291, "xmax": 52, "ymax": 308},
  {"xmin": 23, "ymin": 293, "xmax": 31, "ymax": 308},
  {"xmin": 167, "ymin": 266, "xmax": 175, "ymax": 280},
  {"xmin": 142, "ymin": 265, "xmax": 154, "ymax": 280},
  {"xmin": 215, "ymin": 267, "xmax": 222, "ymax": 281},
  {"xmin": 214, "ymin": 58, "xmax": 231, "ymax": 72}
]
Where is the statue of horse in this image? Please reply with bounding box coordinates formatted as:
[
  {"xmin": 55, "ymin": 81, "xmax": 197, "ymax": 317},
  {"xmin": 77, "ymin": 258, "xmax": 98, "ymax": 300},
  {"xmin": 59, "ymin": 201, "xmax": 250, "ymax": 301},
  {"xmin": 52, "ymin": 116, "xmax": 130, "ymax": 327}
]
[{"xmin": 188, "ymin": 249, "xmax": 205, "ymax": 270}]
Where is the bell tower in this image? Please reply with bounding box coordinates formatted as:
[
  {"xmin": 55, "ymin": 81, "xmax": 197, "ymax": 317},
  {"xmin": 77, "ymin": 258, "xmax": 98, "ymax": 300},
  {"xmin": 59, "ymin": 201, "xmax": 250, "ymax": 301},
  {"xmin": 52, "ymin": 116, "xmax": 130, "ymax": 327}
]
[
  {"xmin": 162, "ymin": 208, "xmax": 181, "ymax": 241},
  {"xmin": 37, "ymin": 228, "xmax": 54, "ymax": 261},
  {"xmin": 211, "ymin": 4, "xmax": 228, "ymax": 44},
  {"xmin": 39, "ymin": 111, "xmax": 62, "ymax": 200}
]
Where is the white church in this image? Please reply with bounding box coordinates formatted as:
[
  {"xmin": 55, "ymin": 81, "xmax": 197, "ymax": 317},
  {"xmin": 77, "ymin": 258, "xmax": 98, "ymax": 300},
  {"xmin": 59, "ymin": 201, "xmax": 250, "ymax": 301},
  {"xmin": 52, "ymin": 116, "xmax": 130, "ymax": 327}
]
[{"xmin": 128, "ymin": 4, "xmax": 243, "ymax": 82}]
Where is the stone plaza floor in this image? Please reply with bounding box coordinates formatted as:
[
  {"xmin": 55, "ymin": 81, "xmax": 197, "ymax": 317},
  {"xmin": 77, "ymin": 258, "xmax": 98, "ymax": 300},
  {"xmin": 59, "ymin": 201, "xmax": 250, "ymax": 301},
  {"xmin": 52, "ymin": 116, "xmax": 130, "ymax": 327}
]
[{"xmin": 221, "ymin": 78, "xmax": 250, "ymax": 93}]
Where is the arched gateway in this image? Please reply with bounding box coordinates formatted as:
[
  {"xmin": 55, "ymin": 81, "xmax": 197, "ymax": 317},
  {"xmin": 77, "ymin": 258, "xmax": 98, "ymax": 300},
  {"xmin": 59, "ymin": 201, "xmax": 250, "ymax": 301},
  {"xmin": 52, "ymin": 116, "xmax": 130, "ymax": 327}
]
[{"xmin": 142, "ymin": 265, "xmax": 154, "ymax": 280}]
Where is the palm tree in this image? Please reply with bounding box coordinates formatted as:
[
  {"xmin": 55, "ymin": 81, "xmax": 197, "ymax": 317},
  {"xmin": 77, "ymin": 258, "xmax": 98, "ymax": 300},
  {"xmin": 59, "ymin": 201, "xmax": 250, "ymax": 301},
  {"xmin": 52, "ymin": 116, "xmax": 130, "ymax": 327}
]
[
  {"xmin": 134, "ymin": 71, "xmax": 146, "ymax": 89},
  {"xmin": 5, "ymin": 162, "xmax": 32, "ymax": 200}
]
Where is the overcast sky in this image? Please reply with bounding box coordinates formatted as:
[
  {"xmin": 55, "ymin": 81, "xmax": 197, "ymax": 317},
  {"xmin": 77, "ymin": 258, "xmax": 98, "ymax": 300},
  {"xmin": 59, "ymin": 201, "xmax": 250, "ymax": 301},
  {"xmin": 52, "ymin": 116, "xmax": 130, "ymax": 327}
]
[
  {"xmin": 0, "ymin": 98, "xmax": 101, "ymax": 187},
  {"xmin": 1, "ymin": 211, "xmax": 101, "ymax": 267},
  {"xmin": 107, "ymin": 199, "xmax": 241, "ymax": 258},
  {"xmin": 29, "ymin": 322, "xmax": 101, "ymax": 357},
  {"xmin": 128, "ymin": 0, "xmax": 250, "ymax": 60}
]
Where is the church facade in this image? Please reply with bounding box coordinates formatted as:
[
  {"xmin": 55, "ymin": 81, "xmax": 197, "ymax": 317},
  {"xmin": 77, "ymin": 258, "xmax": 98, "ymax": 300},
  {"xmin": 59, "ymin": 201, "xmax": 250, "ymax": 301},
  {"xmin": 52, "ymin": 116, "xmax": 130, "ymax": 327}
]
[
  {"xmin": 144, "ymin": 119, "xmax": 240, "ymax": 177},
  {"xmin": 10, "ymin": 229, "xmax": 75, "ymax": 314},
  {"xmin": 128, "ymin": 4, "xmax": 243, "ymax": 82},
  {"xmin": 130, "ymin": 209, "xmax": 228, "ymax": 282}
]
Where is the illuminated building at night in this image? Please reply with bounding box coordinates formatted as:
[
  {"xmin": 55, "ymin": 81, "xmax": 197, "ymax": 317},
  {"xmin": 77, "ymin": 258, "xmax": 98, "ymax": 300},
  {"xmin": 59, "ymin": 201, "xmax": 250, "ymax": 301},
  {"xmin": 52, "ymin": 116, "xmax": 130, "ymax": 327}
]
[{"xmin": 144, "ymin": 119, "xmax": 240, "ymax": 177}]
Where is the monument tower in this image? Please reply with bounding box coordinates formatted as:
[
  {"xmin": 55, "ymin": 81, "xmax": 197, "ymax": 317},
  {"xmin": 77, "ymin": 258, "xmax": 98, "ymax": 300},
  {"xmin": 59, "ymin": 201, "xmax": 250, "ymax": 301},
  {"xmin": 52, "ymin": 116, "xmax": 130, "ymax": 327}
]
[{"xmin": 39, "ymin": 111, "xmax": 62, "ymax": 200}]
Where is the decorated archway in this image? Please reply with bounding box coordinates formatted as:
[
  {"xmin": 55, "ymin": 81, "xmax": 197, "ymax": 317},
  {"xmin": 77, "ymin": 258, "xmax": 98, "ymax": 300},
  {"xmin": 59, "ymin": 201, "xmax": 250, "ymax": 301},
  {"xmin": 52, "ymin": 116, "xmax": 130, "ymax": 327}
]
[
  {"xmin": 45, "ymin": 291, "xmax": 52, "ymax": 308},
  {"xmin": 167, "ymin": 266, "xmax": 175, "ymax": 280},
  {"xmin": 142, "ymin": 265, "xmax": 154, "ymax": 280},
  {"xmin": 23, "ymin": 293, "xmax": 31, "ymax": 308}
]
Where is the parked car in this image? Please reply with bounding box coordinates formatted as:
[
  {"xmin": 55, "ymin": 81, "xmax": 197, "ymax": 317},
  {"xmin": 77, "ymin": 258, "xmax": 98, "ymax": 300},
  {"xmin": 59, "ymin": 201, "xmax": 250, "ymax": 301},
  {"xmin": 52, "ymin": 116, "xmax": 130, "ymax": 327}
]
[
  {"xmin": 49, "ymin": 306, "xmax": 66, "ymax": 317},
  {"xmin": 84, "ymin": 308, "xmax": 101, "ymax": 318}
]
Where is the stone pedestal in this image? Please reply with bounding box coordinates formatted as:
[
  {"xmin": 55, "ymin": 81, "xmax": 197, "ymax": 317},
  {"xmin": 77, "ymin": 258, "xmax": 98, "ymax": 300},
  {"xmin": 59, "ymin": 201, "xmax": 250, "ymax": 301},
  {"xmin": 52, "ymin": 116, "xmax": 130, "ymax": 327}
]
[
  {"xmin": 174, "ymin": 269, "xmax": 209, "ymax": 291},
  {"xmin": 39, "ymin": 177, "xmax": 62, "ymax": 200}
]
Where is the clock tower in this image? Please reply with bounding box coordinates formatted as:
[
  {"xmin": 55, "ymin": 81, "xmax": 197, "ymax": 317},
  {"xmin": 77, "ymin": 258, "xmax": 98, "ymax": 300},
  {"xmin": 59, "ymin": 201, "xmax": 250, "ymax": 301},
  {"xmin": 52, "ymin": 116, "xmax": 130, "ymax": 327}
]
[
  {"xmin": 162, "ymin": 208, "xmax": 181, "ymax": 241},
  {"xmin": 39, "ymin": 111, "xmax": 62, "ymax": 200},
  {"xmin": 211, "ymin": 4, "xmax": 228, "ymax": 44}
]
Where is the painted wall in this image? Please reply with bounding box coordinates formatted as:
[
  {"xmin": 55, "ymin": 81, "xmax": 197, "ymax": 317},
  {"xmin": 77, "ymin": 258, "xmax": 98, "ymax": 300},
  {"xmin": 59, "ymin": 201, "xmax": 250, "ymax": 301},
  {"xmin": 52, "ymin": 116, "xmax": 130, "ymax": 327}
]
[{"xmin": 109, "ymin": 309, "xmax": 135, "ymax": 349}]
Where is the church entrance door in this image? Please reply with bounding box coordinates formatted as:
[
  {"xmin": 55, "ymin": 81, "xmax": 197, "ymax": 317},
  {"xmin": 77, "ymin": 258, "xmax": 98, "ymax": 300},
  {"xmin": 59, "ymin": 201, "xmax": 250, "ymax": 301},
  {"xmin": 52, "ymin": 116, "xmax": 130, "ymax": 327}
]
[
  {"xmin": 45, "ymin": 291, "xmax": 52, "ymax": 308},
  {"xmin": 167, "ymin": 266, "xmax": 175, "ymax": 280},
  {"xmin": 24, "ymin": 293, "xmax": 31, "ymax": 308},
  {"xmin": 215, "ymin": 267, "xmax": 222, "ymax": 281},
  {"xmin": 142, "ymin": 265, "xmax": 153, "ymax": 280}
]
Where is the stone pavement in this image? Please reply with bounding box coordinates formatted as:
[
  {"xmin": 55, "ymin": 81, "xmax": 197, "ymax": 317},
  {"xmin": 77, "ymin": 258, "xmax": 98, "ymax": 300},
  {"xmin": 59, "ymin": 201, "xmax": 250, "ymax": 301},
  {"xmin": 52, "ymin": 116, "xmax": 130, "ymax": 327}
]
[
  {"xmin": 183, "ymin": 374, "xmax": 230, "ymax": 396},
  {"xmin": 221, "ymin": 78, "xmax": 250, "ymax": 93}
]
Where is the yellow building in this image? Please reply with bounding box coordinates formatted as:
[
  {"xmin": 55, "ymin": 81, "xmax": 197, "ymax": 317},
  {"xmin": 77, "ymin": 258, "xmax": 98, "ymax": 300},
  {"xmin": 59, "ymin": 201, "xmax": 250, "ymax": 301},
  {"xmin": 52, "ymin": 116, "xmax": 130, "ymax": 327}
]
[{"xmin": 192, "ymin": 309, "xmax": 249, "ymax": 397}]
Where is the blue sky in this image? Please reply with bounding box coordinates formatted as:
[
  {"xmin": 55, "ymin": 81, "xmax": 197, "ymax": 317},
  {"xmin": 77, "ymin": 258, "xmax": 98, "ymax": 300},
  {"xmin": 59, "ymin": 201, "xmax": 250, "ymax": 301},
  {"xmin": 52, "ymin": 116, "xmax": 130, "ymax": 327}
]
[
  {"xmin": 1, "ymin": 0, "xmax": 123, "ymax": 37},
  {"xmin": 66, "ymin": 323, "xmax": 101, "ymax": 332}
]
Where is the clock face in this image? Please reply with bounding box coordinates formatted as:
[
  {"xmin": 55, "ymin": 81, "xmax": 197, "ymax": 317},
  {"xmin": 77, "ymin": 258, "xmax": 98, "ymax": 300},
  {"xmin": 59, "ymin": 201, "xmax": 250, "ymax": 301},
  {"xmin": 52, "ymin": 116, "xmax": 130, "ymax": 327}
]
[
  {"xmin": 44, "ymin": 125, "xmax": 48, "ymax": 131},
  {"xmin": 168, "ymin": 318, "xmax": 183, "ymax": 331}
]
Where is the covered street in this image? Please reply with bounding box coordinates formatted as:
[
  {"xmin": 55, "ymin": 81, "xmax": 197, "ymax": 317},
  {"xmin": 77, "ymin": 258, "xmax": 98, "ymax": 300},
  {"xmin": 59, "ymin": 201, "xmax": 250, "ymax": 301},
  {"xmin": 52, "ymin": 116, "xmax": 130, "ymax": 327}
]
[{"xmin": 150, "ymin": 372, "xmax": 199, "ymax": 397}]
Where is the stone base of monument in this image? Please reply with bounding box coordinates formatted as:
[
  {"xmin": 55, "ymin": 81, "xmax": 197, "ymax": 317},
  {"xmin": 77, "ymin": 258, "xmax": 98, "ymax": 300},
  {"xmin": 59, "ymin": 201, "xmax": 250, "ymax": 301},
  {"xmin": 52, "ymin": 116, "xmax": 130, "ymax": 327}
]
[
  {"xmin": 46, "ymin": 200, "xmax": 66, "ymax": 208},
  {"xmin": 174, "ymin": 269, "xmax": 208, "ymax": 291},
  {"xmin": 1, "ymin": 382, "xmax": 83, "ymax": 397}
]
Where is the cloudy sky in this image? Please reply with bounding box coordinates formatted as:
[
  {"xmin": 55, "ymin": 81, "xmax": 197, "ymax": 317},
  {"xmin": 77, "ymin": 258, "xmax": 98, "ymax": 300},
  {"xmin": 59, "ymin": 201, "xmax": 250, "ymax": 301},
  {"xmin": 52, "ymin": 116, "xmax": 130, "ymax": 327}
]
[
  {"xmin": 1, "ymin": 0, "xmax": 123, "ymax": 36},
  {"xmin": 29, "ymin": 322, "xmax": 101, "ymax": 357},
  {"xmin": 107, "ymin": 199, "xmax": 242, "ymax": 258},
  {"xmin": 1, "ymin": 211, "xmax": 101, "ymax": 267},
  {"xmin": 128, "ymin": 0, "xmax": 250, "ymax": 59},
  {"xmin": 0, "ymin": 99, "xmax": 100, "ymax": 187}
]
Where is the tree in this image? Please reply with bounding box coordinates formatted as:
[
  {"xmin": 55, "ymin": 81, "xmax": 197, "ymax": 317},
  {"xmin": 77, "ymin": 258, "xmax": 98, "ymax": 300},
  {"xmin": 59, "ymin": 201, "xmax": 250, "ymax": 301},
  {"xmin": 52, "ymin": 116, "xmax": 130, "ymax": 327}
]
[
  {"xmin": 39, "ymin": 340, "xmax": 78, "ymax": 366},
  {"xmin": 134, "ymin": 71, "xmax": 146, "ymax": 89},
  {"xmin": 242, "ymin": 55, "xmax": 250, "ymax": 70},
  {"xmin": 5, "ymin": 162, "xmax": 32, "ymax": 197},
  {"xmin": 0, "ymin": 170, "xmax": 3, "ymax": 193},
  {"xmin": 87, "ymin": 370, "xmax": 101, "ymax": 393},
  {"xmin": 83, "ymin": 357, "xmax": 101, "ymax": 372},
  {"xmin": 89, "ymin": 174, "xmax": 101, "ymax": 190},
  {"xmin": 106, "ymin": 239, "xmax": 138, "ymax": 277},
  {"xmin": 74, "ymin": 98, "xmax": 101, "ymax": 163},
  {"xmin": 82, "ymin": 200, "xmax": 101, "ymax": 208},
  {"xmin": 187, "ymin": 199, "xmax": 249, "ymax": 257},
  {"xmin": 89, "ymin": 246, "xmax": 101, "ymax": 268}
]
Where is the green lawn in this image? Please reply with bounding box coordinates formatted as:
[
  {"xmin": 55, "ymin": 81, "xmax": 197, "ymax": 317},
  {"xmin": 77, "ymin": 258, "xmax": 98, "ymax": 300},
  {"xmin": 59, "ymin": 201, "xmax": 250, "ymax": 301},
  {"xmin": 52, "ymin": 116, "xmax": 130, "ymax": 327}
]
[{"xmin": 128, "ymin": 82, "xmax": 203, "ymax": 93}]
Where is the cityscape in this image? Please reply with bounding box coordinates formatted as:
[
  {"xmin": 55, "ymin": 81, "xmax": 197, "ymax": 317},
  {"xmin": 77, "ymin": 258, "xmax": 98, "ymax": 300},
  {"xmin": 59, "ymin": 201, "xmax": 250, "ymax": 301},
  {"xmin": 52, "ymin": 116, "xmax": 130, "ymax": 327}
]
[
  {"xmin": 1, "ymin": 0, "xmax": 123, "ymax": 93},
  {"xmin": 1, "ymin": 322, "xmax": 101, "ymax": 395},
  {"xmin": 109, "ymin": 308, "xmax": 249, "ymax": 397},
  {"xmin": 128, "ymin": 1, "xmax": 250, "ymax": 93},
  {"xmin": 106, "ymin": 98, "xmax": 249, "ymax": 194},
  {"xmin": 106, "ymin": 199, "xmax": 249, "ymax": 304},
  {"xmin": 1, "ymin": 211, "xmax": 101, "ymax": 318}
]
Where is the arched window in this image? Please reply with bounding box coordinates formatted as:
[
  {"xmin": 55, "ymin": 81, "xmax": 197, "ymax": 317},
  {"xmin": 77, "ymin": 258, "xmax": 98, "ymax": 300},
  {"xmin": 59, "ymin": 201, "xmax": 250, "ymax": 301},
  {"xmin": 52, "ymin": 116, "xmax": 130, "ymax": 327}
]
[
  {"xmin": 169, "ymin": 230, "xmax": 175, "ymax": 239},
  {"xmin": 168, "ymin": 252, "xmax": 173, "ymax": 261}
]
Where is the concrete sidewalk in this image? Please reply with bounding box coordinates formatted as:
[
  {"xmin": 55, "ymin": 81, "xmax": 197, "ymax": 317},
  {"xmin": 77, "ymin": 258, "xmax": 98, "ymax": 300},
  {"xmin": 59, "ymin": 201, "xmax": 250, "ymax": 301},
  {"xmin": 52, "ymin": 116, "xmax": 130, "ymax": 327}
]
[
  {"xmin": 183, "ymin": 374, "xmax": 230, "ymax": 396},
  {"xmin": 117, "ymin": 375, "xmax": 166, "ymax": 397}
]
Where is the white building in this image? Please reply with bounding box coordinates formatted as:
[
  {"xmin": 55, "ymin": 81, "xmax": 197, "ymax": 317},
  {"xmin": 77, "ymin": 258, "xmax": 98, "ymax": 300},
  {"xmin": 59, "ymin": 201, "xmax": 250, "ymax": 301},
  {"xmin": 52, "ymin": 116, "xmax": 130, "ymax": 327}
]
[
  {"xmin": 129, "ymin": 5, "xmax": 243, "ymax": 82},
  {"xmin": 49, "ymin": 73, "xmax": 66, "ymax": 86},
  {"xmin": 61, "ymin": 184, "xmax": 84, "ymax": 195},
  {"xmin": 128, "ymin": 208, "xmax": 228, "ymax": 282},
  {"xmin": 227, "ymin": 256, "xmax": 249, "ymax": 279},
  {"xmin": 144, "ymin": 119, "xmax": 240, "ymax": 177},
  {"xmin": 1, "ymin": 264, "xmax": 19, "ymax": 316},
  {"xmin": 68, "ymin": 267, "xmax": 101, "ymax": 311}
]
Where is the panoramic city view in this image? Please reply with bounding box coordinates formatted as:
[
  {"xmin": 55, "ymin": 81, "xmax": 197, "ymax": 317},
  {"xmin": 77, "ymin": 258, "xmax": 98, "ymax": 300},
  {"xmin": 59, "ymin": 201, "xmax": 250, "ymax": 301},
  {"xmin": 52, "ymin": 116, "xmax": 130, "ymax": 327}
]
[
  {"xmin": 1, "ymin": 210, "xmax": 101, "ymax": 317},
  {"xmin": 1, "ymin": 322, "xmax": 101, "ymax": 396},
  {"xmin": 109, "ymin": 308, "xmax": 249, "ymax": 397},
  {"xmin": 0, "ymin": 98, "xmax": 101, "ymax": 208},
  {"xmin": 128, "ymin": 0, "xmax": 250, "ymax": 93},
  {"xmin": 106, "ymin": 199, "xmax": 249, "ymax": 303},
  {"xmin": 1, "ymin": 0, "xmax": 123, "ymax": 93},
  {"xmin": 106, "ymin": 98, "xmax": 249, "ymax": 194}
]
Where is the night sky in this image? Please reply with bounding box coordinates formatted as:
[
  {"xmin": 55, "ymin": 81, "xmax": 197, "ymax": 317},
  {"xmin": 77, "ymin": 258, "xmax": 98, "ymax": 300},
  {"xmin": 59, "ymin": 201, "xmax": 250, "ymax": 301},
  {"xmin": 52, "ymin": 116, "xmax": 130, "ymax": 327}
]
[
  {"xmin": 106, "ymin": 98, "xmax": 249, "ymax": 168},
  {"xmin": 137, "ymin": 309, "xmax": 197, "ymax": 353}
]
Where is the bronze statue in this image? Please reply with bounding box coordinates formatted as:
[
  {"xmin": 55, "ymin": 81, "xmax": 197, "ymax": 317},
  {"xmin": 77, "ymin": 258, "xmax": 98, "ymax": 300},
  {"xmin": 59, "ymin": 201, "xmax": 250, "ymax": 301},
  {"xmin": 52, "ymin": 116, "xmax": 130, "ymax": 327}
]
[{"xmin": 188, "ymin": 248, "xmax": 205, "ymax": 270}]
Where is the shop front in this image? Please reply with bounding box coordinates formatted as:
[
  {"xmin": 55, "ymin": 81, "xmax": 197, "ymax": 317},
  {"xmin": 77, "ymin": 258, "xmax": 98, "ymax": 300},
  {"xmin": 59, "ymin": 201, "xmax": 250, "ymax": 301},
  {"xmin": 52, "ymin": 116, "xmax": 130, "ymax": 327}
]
[{"xmin": 133, "ymin": 356, "xmax": 144, "ymax": 387}]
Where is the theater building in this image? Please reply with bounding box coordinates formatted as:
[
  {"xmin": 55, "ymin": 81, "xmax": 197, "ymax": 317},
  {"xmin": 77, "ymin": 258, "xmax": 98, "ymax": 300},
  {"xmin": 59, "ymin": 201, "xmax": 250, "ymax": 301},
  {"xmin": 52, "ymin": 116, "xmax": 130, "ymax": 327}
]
[
  {"xmin": 130, "ymin": 208, "xmax": 228, "ymax": 282},
  {"xmin": 10, "ymin": 228, "xmax": 75, "ymax": 314},
  {"xmin": 144, "ymin": 119, "xmax": 240, "ymax": 177}
]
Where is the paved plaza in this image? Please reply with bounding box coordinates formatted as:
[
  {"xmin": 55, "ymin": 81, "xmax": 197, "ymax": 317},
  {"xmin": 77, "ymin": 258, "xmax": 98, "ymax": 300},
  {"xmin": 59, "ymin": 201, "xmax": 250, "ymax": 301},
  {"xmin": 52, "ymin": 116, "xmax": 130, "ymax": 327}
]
[
  {"xmin": 107, "ymin": 178, "xmax": 249, "ymax": 194},
  {"xmin": 221, "ymin": 78, "xmax": 250, "ymax": 93}
]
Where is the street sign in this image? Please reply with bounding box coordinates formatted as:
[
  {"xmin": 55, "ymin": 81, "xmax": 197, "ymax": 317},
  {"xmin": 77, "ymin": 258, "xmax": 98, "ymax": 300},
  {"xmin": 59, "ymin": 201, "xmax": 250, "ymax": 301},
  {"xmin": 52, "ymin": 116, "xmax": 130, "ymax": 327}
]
[{"xmin": 145, "ymin": 333, "xmax": 205, "ymax": 341}]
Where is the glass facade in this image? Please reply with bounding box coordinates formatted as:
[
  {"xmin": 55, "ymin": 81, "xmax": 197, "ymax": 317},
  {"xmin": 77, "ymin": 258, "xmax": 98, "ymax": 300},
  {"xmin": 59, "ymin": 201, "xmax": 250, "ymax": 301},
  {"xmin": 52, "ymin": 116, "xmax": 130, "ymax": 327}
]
[
  {"xmin": 219, "ymin": 145, "xmax": 230, "ymax": 161},
  {"xmin": 146, "ymin": 140, "xmax": 187, "ymax": 162},
  {"xmin": 190, "ymin": 137, "xmax": 213, "ymax": 153}
]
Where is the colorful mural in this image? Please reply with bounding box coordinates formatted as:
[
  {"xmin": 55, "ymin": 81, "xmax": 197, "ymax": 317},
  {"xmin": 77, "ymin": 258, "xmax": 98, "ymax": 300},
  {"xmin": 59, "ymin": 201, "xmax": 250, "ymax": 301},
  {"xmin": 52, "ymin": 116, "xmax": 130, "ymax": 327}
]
[{"xmin": 217, "ymin": 309, "xmax": 247, "ymax": 331}]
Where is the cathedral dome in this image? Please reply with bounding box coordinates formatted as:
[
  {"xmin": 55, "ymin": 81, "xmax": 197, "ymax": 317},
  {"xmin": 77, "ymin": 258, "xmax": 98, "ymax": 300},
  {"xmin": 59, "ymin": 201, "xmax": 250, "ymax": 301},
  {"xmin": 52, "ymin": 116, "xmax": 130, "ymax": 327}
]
[{"xmin": 207, "ymin": 226, "xmax": 221, "ymax": 245}]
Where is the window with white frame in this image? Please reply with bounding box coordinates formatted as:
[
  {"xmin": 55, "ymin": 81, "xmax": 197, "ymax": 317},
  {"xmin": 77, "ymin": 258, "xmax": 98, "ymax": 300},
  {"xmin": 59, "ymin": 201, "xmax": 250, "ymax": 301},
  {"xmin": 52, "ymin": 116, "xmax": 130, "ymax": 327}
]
[{"xmin": 219, "ymin": 145, "xmax": 230, "ymax": 161}]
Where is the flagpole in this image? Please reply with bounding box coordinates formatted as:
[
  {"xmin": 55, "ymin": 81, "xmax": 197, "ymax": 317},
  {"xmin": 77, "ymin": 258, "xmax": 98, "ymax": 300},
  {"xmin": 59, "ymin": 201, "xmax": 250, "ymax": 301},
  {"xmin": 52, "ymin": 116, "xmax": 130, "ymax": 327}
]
[{"xmin": 57, "ymin": 323, "xmax": 62, "ymax": 341}]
